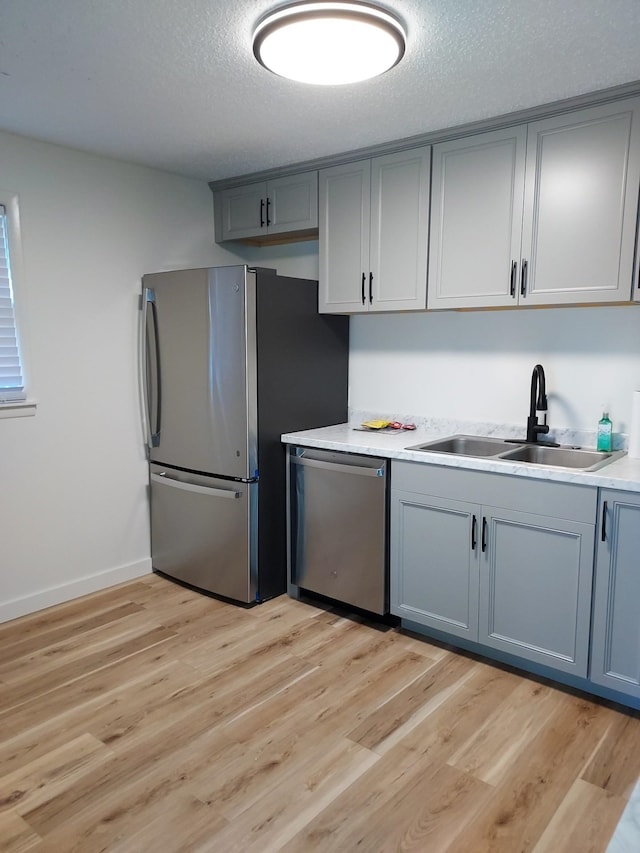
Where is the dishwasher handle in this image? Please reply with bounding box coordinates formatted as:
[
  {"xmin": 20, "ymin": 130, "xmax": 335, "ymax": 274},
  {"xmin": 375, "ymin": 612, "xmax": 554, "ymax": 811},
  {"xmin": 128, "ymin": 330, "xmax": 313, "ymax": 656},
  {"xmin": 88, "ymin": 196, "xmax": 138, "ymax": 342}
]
[{"xmin": 291, "ymin": 454, "xmax": 385, "ymax": 478}]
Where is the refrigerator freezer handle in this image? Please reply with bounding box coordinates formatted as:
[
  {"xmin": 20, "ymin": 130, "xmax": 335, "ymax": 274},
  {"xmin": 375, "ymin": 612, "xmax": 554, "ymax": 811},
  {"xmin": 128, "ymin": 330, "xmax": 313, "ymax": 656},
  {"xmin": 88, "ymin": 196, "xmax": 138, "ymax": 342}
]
[
  {"xmin": 150, "ymin": 472, "xmax": 242, "ymax": 499},
  {"xmin": 141, "ymin": 288, "xmax": 162, "ymax": 448}
]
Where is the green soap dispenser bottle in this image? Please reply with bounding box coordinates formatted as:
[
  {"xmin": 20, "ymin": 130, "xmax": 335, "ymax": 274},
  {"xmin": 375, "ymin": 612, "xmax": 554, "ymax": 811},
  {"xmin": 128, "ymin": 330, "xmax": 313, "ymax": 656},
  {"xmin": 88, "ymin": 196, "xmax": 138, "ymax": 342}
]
[{"xmin": 597, "ymin": 411, "xmax": 613, "ymax": 452}]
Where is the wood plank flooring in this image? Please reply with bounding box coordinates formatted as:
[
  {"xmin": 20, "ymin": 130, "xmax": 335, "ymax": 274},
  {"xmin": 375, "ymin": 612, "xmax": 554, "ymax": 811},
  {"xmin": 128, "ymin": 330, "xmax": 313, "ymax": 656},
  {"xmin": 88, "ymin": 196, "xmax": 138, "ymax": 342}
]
[{"xmin": 1, "ymin": 573, "xmax": 639, "ymax": 852}]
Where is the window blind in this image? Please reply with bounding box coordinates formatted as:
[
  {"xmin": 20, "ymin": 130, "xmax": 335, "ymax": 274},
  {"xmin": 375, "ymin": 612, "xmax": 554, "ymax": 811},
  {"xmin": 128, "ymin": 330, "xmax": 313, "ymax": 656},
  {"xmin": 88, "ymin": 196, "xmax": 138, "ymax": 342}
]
[{"xmin": 0, "ymin": 204, "xmax": 26, "ymax": 402}]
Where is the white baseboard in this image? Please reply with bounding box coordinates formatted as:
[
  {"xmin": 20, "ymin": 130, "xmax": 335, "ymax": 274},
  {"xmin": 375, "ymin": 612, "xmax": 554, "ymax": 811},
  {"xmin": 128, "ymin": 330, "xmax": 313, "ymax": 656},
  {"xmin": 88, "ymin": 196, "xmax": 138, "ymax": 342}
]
[{"xmin": 0, "ymin": 558, "xmax": 153, "ymax": 624}]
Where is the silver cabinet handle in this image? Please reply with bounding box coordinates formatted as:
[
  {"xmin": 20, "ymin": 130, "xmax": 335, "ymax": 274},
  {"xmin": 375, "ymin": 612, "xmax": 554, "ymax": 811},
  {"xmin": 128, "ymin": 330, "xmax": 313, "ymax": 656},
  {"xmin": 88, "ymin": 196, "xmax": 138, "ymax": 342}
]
[
  {"xmin": 150, "ymin": 473, "xmax": 241, "ymax": 499},
  {"xmin": 291, "ymin": 455, "xmax": 385, "ymax": 477}
]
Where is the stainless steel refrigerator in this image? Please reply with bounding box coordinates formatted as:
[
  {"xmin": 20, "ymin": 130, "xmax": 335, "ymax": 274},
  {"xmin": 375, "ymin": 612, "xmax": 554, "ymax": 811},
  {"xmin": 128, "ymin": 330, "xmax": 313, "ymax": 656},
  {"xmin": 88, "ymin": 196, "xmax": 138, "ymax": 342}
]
[{"xmin": 141, "ymin": 265, "xmax": 349, "ymax": 603}]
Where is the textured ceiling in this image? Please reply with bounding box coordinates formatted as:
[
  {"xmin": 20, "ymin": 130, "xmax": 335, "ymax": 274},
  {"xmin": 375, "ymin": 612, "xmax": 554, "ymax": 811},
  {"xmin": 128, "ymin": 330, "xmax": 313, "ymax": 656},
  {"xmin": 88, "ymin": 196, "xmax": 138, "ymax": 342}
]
[{"xmin": 0, "ymin": 0, "xmax": 639, "ymax": 182}]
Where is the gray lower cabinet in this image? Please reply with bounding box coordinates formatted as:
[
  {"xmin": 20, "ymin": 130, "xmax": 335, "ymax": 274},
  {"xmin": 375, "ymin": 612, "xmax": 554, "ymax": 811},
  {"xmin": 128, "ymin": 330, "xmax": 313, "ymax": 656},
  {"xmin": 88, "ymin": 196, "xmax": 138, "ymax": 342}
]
[
  {"xmin": 478, "ymin": 506, "xmax": 594, "ymax": 675},
  {"xmin": 391, "ymin": 462, "xmax": 597, "ymax": 676},
  {"xmin": 392, "ymin": 489, "xmax": 479, "ymax": 640},
  {"xmin": 590, "ymin": 490, "xmax": 640, "ymax": 699}
]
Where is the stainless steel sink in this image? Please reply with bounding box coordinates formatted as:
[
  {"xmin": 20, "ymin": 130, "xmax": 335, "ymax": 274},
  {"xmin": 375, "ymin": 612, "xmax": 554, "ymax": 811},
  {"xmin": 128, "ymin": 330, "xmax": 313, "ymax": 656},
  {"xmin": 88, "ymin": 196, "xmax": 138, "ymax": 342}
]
[
  {"xmin": 500, "ymin": 444, "xmax": 623, "ymax": 471},
  {"xmin": 406, "ymin": 433, "xmax": 624, "ymax": 472},
  {"xmin": 407, "ymin": 435, "xmax": 516, "ymax": 457}
]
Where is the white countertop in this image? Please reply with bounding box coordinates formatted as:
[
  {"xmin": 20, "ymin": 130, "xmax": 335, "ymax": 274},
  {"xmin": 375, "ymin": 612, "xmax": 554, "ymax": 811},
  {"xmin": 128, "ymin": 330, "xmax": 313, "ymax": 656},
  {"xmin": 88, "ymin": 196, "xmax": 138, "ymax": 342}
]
[{"xmin": 281, "ymin": 422, "xmax": 640, "ymax": 492}]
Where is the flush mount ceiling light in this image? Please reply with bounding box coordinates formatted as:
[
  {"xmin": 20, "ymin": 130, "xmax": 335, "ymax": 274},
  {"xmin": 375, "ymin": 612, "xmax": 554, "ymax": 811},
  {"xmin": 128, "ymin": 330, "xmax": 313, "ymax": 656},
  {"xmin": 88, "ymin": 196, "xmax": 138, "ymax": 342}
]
[{"xmin": 253, "ymin": 1, "xmax": 406, "ymax": 86}]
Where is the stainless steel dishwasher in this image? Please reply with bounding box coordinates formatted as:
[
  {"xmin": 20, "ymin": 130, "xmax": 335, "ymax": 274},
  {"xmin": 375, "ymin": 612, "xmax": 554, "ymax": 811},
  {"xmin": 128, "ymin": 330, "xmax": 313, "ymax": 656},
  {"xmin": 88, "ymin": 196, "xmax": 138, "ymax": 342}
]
[{"xmin": 288, "ymin": 446, "xmax": 389, "ymax": 615}]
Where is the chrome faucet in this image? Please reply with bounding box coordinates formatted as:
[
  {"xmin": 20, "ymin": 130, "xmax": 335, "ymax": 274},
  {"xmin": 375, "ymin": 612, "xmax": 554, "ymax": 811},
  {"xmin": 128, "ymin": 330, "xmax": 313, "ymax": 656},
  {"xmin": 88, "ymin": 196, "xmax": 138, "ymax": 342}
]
[{"xmin": 526, "ymin": 364, "xmax": 550, "ymax": 443}]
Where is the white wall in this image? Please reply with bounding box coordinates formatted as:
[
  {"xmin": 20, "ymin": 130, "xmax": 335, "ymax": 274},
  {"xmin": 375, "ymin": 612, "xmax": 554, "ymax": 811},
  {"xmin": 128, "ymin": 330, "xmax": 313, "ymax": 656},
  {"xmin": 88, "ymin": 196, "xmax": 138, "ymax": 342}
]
[
  {"xmin": 349, "ymin": 307, "xmax": 640, "ymax": 435},
  {"xmin": 0, "ymin": 130, "xmax": 242, "ymax": 622}
]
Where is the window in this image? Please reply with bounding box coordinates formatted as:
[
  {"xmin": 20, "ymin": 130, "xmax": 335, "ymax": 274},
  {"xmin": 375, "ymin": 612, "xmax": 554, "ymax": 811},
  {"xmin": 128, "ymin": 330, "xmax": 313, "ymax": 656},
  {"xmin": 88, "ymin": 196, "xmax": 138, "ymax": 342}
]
[{"xmin": 0, "ymin": 197, "xmax": 29, "ymax": 409}]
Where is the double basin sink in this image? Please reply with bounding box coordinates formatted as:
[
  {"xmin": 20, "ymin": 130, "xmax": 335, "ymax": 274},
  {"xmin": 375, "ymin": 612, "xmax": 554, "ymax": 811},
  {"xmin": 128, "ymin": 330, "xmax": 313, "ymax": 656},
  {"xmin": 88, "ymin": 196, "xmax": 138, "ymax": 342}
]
[{"xmin": 406, "ymin": 434, "xmax": 624, "ymax": 472}]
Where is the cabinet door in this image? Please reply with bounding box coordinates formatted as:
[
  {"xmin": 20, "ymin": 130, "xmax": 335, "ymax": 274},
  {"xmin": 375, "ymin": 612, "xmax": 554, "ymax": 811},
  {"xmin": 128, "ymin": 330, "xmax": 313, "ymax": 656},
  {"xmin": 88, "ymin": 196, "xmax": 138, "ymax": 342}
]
[
  {"xmin": 370, "ymin": 147, "xmax": 431, "ymax": 312},
  {"xmin": 478, "ymin": 507, "xmax": 594, "ymax": 676},
  {"xmin": 427, "ymin": 127, "xmax": 526, "ymax": 309},
  {"xmin": 391, "ymin": 489, "xmax": 480, "ymax": 640},
  {"xmin": 218, "ymin": 182, "xmax": 266, "ymax": 241},
  {"xmin": 521, "ymin": 99, "xmax": 640, "ymax": 305},
  {"xmin": 319, "ymin": 160, "xmax": 370, "ymax": 313},
  {"xmin": 590, "ymin": 491, "xmax": 640, "ymax": 699},
  {"xmin": 268, "ymin": 171, "xmax": 318, "ymax": 235}
]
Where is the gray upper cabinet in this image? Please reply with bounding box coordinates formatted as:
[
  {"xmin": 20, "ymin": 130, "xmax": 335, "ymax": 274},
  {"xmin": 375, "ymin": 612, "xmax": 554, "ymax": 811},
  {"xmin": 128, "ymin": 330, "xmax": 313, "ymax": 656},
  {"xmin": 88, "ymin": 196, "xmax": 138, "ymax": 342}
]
[
  {"xmin": 215, "ymin": 172, "xmax": 318, "ymax": 243},
  {"xmin": 428, "ymin": 98, "xmax": 640, "ymax": 309},
  {"xmin": 391, "ymin": 462, "xmax": 597, "ymax": 677},
  {"xmin": 522, "ymin": 101, "xmax": 640, "ymax": 305},
  {"xmin": 319, "ymin": 147, "xmax": 431, "ymax": 313},
  {"xmin": 428, "ymin": 126, "xmax": 527, "ymax": 309},
  {"xmin": 318, "ymin": 160, "xmax": 370, "ymax": 313},
  {"xmin": 590, "ymin": 490, "xmax": 640, "ymax": 700}
]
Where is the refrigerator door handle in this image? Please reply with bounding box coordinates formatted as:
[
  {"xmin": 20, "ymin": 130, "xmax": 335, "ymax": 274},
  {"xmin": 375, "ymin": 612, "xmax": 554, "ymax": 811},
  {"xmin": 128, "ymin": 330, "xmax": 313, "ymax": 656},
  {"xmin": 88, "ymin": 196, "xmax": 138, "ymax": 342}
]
[
  {"xmin": 143, "ymin": 288, "xmax": 162, "ymax": 448},
  {"xmin": 150, "ymin": 472, "xmax": 242, "ymax": 499},
  {"xmin": 291, "ymin": 455, "xmax": 385, "ymax": 478}
]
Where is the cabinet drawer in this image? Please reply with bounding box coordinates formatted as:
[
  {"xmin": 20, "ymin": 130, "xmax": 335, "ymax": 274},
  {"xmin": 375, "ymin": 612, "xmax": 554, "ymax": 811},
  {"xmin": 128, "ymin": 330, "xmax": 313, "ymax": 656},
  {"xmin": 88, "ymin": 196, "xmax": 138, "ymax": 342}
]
[{"xmin": 391, "ymin": 460, "xmax": 596, "ymax": 522}]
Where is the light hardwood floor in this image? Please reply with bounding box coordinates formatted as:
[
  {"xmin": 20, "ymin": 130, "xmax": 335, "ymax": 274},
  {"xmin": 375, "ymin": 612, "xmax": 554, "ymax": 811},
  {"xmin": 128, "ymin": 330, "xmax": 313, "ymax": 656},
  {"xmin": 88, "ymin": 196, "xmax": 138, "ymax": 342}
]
[{"xmin": 1, "ymin": 573, "xmax": 639, "ymax": 852}]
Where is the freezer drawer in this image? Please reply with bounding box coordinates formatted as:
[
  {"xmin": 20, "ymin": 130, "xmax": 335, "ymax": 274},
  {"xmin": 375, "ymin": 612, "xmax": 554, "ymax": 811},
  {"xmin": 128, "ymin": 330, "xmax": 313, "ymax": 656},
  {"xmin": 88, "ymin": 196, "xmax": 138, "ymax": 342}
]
[
  {"xmin": 290, "ymin": 448, "xmax": 389, "ymax": 615},
  {"xmin": 149, "ymin": 463, "xmax": 257, "ymax": 603}
]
